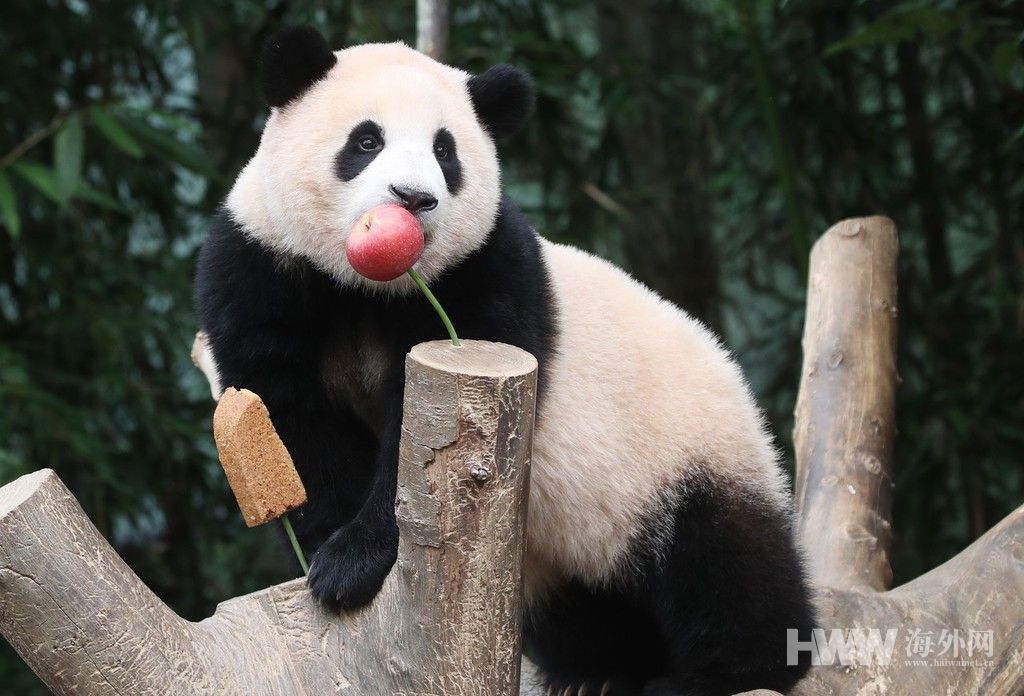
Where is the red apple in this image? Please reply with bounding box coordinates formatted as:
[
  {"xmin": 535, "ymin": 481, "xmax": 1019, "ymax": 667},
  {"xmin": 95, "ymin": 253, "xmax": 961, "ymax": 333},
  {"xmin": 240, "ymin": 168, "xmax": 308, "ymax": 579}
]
[{"xmin": 345, "ymin": 204, "xmax": 425, "ymax": 282}]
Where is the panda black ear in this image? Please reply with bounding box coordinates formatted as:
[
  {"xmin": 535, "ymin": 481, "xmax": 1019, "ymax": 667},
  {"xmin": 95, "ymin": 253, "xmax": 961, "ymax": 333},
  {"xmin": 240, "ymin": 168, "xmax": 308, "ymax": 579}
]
[
  {"xmin": 260, "ymin": 26, "xmax": 338, "ymax": 107},
  {"xmin": 467, "ymin": 65, "xmax": 535, "ymax": 139}
]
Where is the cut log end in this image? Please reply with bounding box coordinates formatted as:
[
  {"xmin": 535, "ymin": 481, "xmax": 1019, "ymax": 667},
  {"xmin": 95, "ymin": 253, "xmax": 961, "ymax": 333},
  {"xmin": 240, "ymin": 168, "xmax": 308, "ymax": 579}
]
[
  {"xmin": 1, "ymin": 340, "xmax": 539, "ymax": 696},
  {"xmin": 409, "ymin": 339, "xmax": 538, "ymax": 378},
  {"xmin": 0, "ymin": 469, "xmax": 55, "ymax": 519}
]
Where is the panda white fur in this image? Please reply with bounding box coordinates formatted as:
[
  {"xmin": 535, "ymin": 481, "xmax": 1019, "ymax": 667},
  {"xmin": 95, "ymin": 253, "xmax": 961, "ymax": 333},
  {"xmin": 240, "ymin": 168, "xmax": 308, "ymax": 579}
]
[{"xmin": 195, "ymin": 26, "xmax": 814, "ymax": 695}]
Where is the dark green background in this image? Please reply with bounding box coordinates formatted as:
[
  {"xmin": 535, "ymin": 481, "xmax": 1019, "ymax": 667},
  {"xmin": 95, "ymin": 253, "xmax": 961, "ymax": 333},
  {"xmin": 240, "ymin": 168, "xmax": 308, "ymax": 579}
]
[{"xmin": 1, "ymin": 1, "xmax": 1022, "ymax": 692}]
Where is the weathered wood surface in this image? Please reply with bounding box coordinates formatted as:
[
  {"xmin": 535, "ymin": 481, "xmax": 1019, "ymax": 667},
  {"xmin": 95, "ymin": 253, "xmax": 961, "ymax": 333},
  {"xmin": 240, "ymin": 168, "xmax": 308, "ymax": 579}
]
[
  {"xmin": 794, "ymin": 216, "xmax": 899, "ymax": 592},
  {"xmin": 789, "ymin": 217, "xmax": 1023, "ymax": 695},
  {"xmin": 791, "ymin": 503, "xmax": 1024, "ymax": 695},
  {"xmin": 0, "ymin": 340, "xmax": 538, "ymax": 695}
]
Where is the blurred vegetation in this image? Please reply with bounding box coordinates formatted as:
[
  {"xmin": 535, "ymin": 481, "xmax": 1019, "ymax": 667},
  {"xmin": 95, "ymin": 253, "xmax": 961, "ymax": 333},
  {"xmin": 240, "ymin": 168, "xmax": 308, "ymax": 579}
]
[{"xmin": 1, "ymin": 1, "xmax": 1022, "ymax": 692}]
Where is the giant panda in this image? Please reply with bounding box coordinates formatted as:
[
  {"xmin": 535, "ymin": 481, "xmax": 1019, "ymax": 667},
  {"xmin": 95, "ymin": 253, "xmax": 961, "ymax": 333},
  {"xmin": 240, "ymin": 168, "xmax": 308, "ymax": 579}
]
[{"xmin": 194, "ymin": 26, "xmax": 815, "ymax": 696}]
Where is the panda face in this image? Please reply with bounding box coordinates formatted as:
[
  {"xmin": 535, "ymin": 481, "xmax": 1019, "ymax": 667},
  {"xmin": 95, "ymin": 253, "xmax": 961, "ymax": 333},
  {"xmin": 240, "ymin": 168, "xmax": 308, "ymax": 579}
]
[{"xmin": 228, "ymin": 41, "xmax": 509, "ymax": 293}]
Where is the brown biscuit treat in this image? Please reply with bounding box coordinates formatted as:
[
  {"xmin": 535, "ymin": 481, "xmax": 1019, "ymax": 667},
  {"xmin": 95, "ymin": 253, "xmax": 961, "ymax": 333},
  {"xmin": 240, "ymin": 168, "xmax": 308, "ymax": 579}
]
[{"xmin": 214, "ymin": 387, "xmax": 307, "ymax": 527}]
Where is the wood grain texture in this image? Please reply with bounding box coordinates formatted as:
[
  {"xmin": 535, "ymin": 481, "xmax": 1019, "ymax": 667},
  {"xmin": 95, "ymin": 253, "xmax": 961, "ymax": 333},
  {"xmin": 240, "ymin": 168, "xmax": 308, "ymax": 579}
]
[
  {"xmin": 794, "ymin": 216, "xmax": 899, "ymax": 592},
  {"xmin": 790, "ymin": 217, "xmax": 1023, "ymax": 695},
  {"xmin": 791, "ymin": 501, "xmax": 1024, "ymax": 695},
  {"xmin": 0, "ymin": 340, "xmax": 538, "ymax": 695}
]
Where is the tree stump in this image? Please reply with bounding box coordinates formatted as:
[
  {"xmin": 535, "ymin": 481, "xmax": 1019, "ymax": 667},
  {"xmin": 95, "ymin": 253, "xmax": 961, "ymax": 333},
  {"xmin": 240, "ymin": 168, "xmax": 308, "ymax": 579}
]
[{"xmin": 0, "ymin": 340, "xmax": 538, "ymax": 695}]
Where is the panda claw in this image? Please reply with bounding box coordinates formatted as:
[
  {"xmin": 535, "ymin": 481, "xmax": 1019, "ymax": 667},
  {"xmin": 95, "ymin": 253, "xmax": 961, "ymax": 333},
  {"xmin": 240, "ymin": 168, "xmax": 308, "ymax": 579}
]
[{"xmin": 543, "ymin": 680, "xmax": 623, "ymax": 696}]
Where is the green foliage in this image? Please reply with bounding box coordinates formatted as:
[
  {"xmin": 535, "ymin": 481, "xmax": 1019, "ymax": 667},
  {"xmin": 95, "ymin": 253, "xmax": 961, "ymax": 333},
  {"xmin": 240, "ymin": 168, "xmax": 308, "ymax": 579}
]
[
  {"xmin": 53, "ymin": 114, "xmax": 85, "ymax": 204},
  {"xmin": 0, "ymin": 172, "xmax": 20, "ymax": 238},
  {"xmin": 89, "ymin": 109, "xmax": 145, "ymax": 159},
  {"xmin": 1, "ymin": 1, "xmax": 1022, "ymax": 692},
  {"xmin": 824, "ymin": 4, "xmax": 964, "ymax": 55}
]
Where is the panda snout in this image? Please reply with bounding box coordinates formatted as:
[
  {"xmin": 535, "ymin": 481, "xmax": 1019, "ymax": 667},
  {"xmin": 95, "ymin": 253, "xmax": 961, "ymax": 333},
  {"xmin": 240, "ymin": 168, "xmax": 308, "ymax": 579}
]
[{"xmin": 389, "ymin": 185, "xmax": 438, "ymax": 214}]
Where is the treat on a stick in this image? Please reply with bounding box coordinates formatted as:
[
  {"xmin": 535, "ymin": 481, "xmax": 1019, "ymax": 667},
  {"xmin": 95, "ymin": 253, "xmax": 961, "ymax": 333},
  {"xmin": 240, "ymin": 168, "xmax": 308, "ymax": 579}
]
[
  {"xmin": 214, "ymin": 387, "xmax": 306, "ymax": 527},
  {"xmin": 346, "ymin": 203, "xmax": 461, "ymax": 345}
]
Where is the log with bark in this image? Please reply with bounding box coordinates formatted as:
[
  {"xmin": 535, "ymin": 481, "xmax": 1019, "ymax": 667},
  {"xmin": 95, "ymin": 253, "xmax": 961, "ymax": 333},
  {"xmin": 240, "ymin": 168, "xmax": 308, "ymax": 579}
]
[
  {"xmin": 0, "ymin": 340, "xmax": 538, "ymax": 695},
  {"xmin": 788, "ymin": 218, "xmax": 1023, "ymax": 695},
  {"xmin": 1, "ymin": 217, "xmax": 1022, "ymax": 695}
]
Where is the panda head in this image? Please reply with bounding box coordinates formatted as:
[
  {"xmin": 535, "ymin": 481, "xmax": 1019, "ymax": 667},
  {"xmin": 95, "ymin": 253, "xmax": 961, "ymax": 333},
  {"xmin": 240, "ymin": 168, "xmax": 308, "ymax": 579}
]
[{"xmin": 228, "ymin": 26, "xmax": 535, "ymax": 292}]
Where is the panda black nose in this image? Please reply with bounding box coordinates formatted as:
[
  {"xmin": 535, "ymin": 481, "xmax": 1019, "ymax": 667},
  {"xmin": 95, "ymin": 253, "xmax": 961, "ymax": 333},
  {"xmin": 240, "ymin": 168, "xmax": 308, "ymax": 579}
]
[{"xmin": 389, "ymin": 185, "xmax": 438, "ymax": 213}]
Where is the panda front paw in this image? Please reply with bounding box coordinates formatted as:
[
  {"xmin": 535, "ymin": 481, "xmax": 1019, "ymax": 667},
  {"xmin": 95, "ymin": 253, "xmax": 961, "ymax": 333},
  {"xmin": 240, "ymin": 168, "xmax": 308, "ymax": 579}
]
[{"xmin": 307, "ymin": 516, "xmax": 399, "ymax": 611}]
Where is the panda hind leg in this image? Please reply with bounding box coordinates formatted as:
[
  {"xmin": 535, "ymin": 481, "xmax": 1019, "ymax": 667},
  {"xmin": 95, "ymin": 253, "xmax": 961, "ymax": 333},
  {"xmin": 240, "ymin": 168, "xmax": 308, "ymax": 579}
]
[
  {"xmin": 524, "ymin": 577, "xmax": 669, "ymax": 696},
  {"xmin": 648, "ymin": 479, "xmax": 817, "ymax": 695}
]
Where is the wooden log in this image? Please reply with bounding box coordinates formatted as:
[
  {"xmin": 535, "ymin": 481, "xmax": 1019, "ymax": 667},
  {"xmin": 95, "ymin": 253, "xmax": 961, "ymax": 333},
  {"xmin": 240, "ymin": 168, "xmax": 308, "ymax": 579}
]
[
  {"xmin": 790, "ymin": 216, "xmax": 1024, "ymax": 694},
  {"xmin": 0, "ymin": 340, "xmax": 538, "ymax": 695},
  {"xmin": 791, "ymin": 501, "xmax": 1024, "ymax": 695},
  {"xmin": 794, "ymin": 216, "xmax": 899, "ymax": 591}
]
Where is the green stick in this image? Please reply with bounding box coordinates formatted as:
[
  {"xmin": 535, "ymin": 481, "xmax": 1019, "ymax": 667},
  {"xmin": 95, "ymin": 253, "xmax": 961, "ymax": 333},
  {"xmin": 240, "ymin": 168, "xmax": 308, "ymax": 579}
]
[
  {"xmin": 408, "ymin": 268, "xmax": 461, "ymax": 346},
  {"xmin": 281, "ymin": 514, "xmax": 309, "ymax": 574}
]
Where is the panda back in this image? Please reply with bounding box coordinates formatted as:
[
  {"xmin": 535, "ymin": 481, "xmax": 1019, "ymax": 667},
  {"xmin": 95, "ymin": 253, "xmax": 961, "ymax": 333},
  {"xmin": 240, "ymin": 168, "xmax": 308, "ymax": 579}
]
[{"xmin": 523, "ymin": 239, "xmax": 791, "ymax": 592}]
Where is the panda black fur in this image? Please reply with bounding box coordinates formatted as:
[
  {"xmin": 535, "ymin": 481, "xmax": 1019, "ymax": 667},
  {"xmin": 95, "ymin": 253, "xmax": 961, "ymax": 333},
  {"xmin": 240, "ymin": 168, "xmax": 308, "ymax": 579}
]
[{"xmin": 195, "ymin": 27, "xmax": 815, "ymax": 695}]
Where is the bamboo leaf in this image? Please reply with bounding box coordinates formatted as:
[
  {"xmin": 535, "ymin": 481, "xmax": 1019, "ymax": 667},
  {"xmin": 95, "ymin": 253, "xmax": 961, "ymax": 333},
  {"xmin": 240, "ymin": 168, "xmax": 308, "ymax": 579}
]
[
  {"xmin": 11, "ymin": 161, "xmax": 62, "ymax": 204},
  {"xmin": 73, "ymin": 181, "xmax": 126, "ymax": 213},
  {"xmin": 90, "ymin": 109, "xmax": 144, "ymax": 158},
  {"xmin": 120, "ymin": 115, "xmax": 218, "ymax": 178},
  {"xmin": 824, "ymin": 8, "xmax": 959, "ymax": 57},
  {"xmin": 0, "ymin": 172, "xmax": 21, "ymax": 238},
  {"xmin": 10, "ymin": 161, "xmax": 124, "ymax": 213},
  {"xmin": 53, "ymin": 113, "xmax": 85, "ymax": 204}
]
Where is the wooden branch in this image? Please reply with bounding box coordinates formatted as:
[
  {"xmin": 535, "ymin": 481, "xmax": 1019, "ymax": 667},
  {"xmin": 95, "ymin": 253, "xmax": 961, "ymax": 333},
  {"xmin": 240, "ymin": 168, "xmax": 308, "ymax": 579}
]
[
  {"xmin": 791, "ymin": 217, "xmax": 1024, "ymax": 694},
  {"xmin": 791, "ymin": 501, "xmax": 1024, "ymax": 695},
  {"xmin": 0, "ymin": 111, "xmax": 68, "ymax": 169},
  {"xmin": 794, "ymin": 216, "xmax": 899, "ymax": 591},
  {"xmin": 0, "ymin": 340, "xmax": 538, "ymax": 695},
  {"xmin": 415, "ymin": 0, "xmax": 449, "ymax": 61}
]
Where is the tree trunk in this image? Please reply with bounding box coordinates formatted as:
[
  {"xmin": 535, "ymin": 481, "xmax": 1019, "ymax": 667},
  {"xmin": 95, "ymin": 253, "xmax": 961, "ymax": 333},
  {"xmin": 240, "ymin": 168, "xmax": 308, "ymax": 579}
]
[
  {"xmin": 416, "ymin": 0, "xmax": 448, "ymax": 61},
  {"xmin": 596, "ymin": 1, "xmax": 721, "ymax": 328},
  {"xmin": 896, "ymin": 42, "xmax": 952, "ymax": 289},
  {"xmin": 794, "ymin": 216, "xmax": 898, "ymax": 591}
]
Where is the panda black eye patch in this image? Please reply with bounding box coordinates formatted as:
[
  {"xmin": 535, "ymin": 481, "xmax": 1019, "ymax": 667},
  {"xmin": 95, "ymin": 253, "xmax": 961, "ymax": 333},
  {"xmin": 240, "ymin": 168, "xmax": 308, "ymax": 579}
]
[
  {"xmin": 335, "ymin": 121, "xmax": 384, "ymax": 181},
  {"xmin": 433, "ymin": 128, "xmax": 463, "ymax": 195}
]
